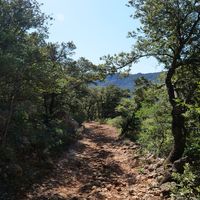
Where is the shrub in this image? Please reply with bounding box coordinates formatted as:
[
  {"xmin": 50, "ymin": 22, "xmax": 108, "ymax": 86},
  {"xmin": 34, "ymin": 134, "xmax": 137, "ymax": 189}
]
[{"xmin": 171, "ymin": 163, "xmax": 200, "ymax": 200}]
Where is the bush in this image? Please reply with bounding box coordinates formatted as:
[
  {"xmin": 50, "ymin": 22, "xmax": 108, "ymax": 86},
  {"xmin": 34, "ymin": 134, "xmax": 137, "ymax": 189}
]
[
  {"xmin": 106, "ymin": 116, "xmax": 123, "ymax": 130},
  {"xmin": 171, "ymin": 163, "xmax": 200, "ymax": 200}
]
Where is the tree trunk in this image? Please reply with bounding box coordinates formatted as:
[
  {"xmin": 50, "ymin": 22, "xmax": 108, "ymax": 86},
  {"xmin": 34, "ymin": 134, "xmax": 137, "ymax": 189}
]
[
  {"xmin": 1, "ymin": 95, "xmax": 15, "ymax": 146},
  {"xmin": 49, "ymin": 93, "xmax": 56, "ymax": 116},
  {"xmin": 165, "ymin": 66, "xmax": 186, "ymax": 163},
  {"xmin": 43, "ymin": 94, "xmax": 49, "ymax": 126},
  {"xmin": 167, "ymin": 105, "xmax": 186, "ymax": 163}
]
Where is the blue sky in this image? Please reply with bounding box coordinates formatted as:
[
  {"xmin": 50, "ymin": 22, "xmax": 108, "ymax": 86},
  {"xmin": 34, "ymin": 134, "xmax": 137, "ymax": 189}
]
[{"xmin": 37, "ymin": 0, "xmax": 163, "ymax": 74}]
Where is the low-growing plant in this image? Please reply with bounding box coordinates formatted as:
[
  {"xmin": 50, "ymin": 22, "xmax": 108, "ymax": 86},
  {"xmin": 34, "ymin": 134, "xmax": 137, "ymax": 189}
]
[{"xmin": 171, "ymin": 163, "xmax": 200, "ymax": 200}]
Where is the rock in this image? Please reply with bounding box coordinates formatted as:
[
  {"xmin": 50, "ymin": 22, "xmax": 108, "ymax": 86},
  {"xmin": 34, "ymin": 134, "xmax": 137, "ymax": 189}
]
[
  {"xmin": 121, "ymin": 182, "xmax": 126, "ymax": 186},
  {"xmin": 92, "ymin": 186, "xmax": 97, "ymax": 190},
  {"xmin": 93, "ymin": 180, "xmax": 101, "ymax": 186},
  {"xmin": 148, "ymin": 164, "xmax": 156, "ymax": 172},
  {"xmin": 132, "ymin": 155, "xmax": 140, "ymax": 160},
  {"xmin": 114, "ymin": 181, "xmax": 122, "ymax": 187},
  {"xmin": 160, "ymin": 170, "xmax": 172, "ymax": 184},
  {"xmin": 152, "ymin": 190, "xmax": 161, "ymax": 196},
  {"xmin": 136, "ymin": 175, "xmax": 142, "ymax": 182},
  {"xmin": 80, "ymin": 184, "xmax": 92, "ymax": 193},
  {"xmin": 123, "ymin": 146, "xmax": 128, "ymax": 150},
  {"xmin": 148, "ymin": 172, "xmax": 157, "ymax": 178},
  {"xmin": 149, "ymin": 182, "xmax": 159, "ymax": 189},
  {"xmin": 131, "ymin": 159, "xmax": 139, "ymax": 167},
  {"xmin": 132, "ymin": 197, "xmax": 140, "ymax": 200},
  {"xmin": 160, "ymin": 182, "xmax": 176, "ymax": 197},
  {"xmin": 173, "ymin": 157, "xmax": 187, "ymax": 173},
  {"xmin": 106, "ymin": 184, "xmax": 112, "ymax": 190},
  {"xmin": 116, "ymin": 187, "xmax": 122, "ymax": 192},
  {"xmin": 130, "ymin": 145, "xmax": 139, "ymax": 150},
  {"xmin": 142, "ymin": 194, "xmax": 149, "ymax": 199},
  {"xmin": 69, "ymin": 197, "xmax": 79, "ymax": 200},
  {"xmin": 127, "ymin": 176, "xmax": 137, "ymax": 185},
  {"xmin": 129, "ymin": 188, "xmax": 135, "ymax": 195},
  {"xmin": 157, "ymin": 175, "xmax": 164, "ymax": 183},
  {"xmin": 156, "ymin": 166, "xmax": 165, "ymax": 176},
  {"xmin": 146, "ymin": 154, "xmax": 156, "ymax": 164},
  {"xmin": 156, "ymin": 158, "xmax": 164, "ymax": 168}
]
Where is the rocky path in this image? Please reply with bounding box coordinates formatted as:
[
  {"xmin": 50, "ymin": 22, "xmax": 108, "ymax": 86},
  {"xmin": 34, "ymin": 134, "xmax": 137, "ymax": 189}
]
[{"xmin": 22, "ymin": 122, "xmax": 168, "ymax": 200}]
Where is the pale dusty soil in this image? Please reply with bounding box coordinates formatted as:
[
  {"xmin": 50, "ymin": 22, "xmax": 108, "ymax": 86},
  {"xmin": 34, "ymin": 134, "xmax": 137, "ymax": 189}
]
[{"xmin": 22, "ymin": 122, "xmax": 167, "ymax": 200}]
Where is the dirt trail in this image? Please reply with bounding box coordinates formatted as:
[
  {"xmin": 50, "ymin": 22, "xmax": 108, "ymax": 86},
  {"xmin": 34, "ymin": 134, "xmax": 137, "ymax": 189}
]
[{"xmin": 23, "ymin": 122, "xmax": 167, "ymax": 200}]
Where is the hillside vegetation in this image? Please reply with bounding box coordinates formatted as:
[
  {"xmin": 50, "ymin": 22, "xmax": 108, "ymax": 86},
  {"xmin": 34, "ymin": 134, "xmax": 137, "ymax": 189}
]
[
  {"xmin": 0, "ymin": 0, "xmax": 199, "ymax": 199},
  {"xmin": 95, "ymin": 72, "xmax": 161, "ymax": 90}
]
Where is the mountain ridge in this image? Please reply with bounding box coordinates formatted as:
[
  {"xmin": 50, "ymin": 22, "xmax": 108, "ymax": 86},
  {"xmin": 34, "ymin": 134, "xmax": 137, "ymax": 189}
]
[{"xmin": 95, "ymin": 72, "xmax": 161, "ymax": 90}]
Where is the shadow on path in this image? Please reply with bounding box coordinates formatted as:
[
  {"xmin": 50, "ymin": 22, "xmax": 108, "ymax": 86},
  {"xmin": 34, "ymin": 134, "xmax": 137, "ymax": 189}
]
[
  {"xmin": 17, "ymin": 122, "xmax": 163, "ymax": 200},
  {"xmin": 18, "ymin": 122, "xmax": 132, "ymax": 200}
]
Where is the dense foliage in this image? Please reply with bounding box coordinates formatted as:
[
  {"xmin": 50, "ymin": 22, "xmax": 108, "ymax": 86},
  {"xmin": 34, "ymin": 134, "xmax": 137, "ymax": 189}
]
[
  {"xmin": 104, "ymin": 0, "xmax": 200, "ymax": 160},
  {"xmin": 0, "ymin": 0, "xmax": 101, "ymax": 190},
  {"xmin": 102, "ymin": 0, "xmax": 200, "ymax": 198},
  {"xmin": 0, "ymin": 0, "xmax": 199, "ymax": 199},
  {"xmin": 83, "ymin": 85, "xmax": 130, "ymax": 121},
  {"xmin": 102, "ymin": 75, "xmax": 173, "ymax": 157}
]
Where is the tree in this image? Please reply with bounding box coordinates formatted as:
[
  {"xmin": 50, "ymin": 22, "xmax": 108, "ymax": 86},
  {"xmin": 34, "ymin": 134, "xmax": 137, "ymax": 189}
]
[
  {"xmin": 134, "ymin": 76, "xmax": 173, "ymax": 156},
  {"xmin": 0, "ymin": 0, "xmax": 105, "ymax": 192},
  {"xmin": 134, "ymin": 77, "xmax": 152, "ymax": 109},
  {"xmin": 0, "ymin": 0, "xmax": 49, "ymax": 146},
  {"xmin": 116, "ymin": 97, "xmax": 140, "ymax": 140},
  {"xmin": 104, "ymin": 0, "xmax": 200, "ymax": 163}
]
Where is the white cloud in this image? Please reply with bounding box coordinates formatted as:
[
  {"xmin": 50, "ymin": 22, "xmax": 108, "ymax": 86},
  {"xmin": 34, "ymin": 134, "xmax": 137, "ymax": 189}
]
[{"xmin": 56, "ymin": 13, "xmax": 65, "ymax": 22}]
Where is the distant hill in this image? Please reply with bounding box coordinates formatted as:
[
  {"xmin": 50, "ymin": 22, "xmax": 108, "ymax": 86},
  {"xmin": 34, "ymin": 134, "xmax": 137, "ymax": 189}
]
[{"xmin": 95, "ymin": 72, "xmax": 161, "ymax": 90}]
